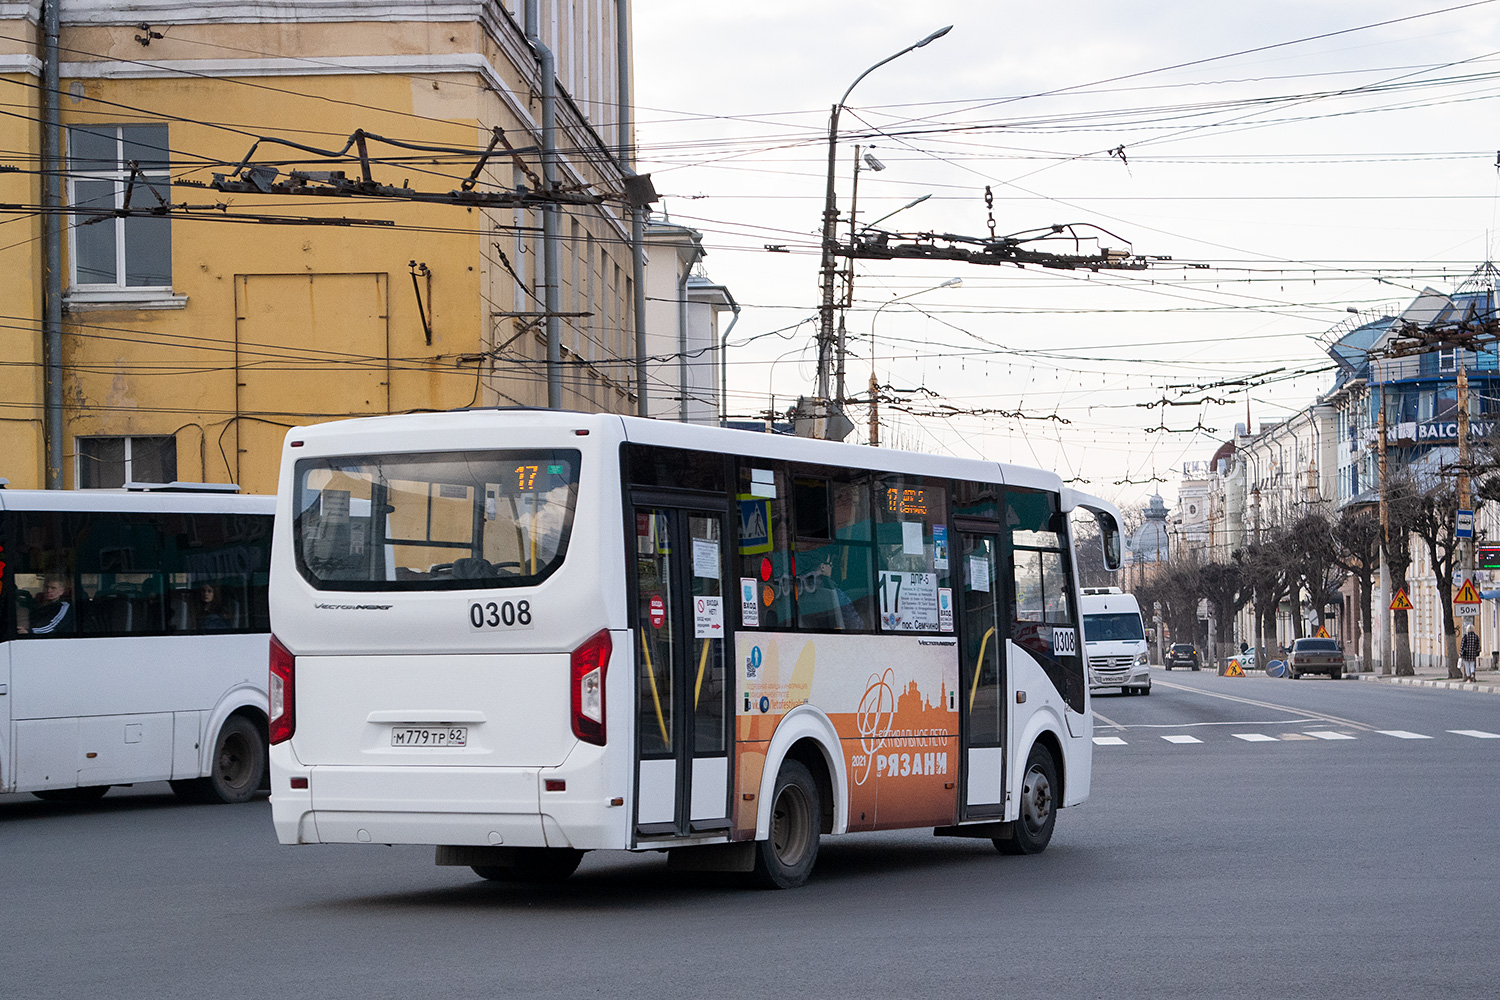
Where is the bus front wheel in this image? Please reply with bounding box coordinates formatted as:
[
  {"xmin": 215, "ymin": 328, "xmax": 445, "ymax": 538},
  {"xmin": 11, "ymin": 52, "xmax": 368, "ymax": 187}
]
[
  {"xmin": 472, "ymin": 848, "xmax": 583, "ymax": 883},
  {"xmin": 751, "ymin": 759, "xmax": 821, "ymax": 889},
  {"xmin": 171, "ymin": 715, "xmax": 266, "ymax": 804},
  {"xmin": 994, "ymin": 744, "xmax": 1058, "ymax": 856}
]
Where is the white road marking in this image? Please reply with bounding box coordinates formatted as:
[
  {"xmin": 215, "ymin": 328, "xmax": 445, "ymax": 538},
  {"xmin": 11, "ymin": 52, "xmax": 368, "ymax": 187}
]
[
  {"xmin": 1162, "ymin": 735, "xmax": 1204, "ymax": 744},
  {"xmin": 1279, "ymin": 733, "xmax": 1316, "ymax": 741},
  {"xmin": 1093, "ymin": 736, "xmax": 1127, "ymax": 746},
  {"xmin": 1232, "ymin": 733, "xmax": 1279, "ymax": 742},
  {"xmin": 1377, "ymin": 730, "xmax": 1432, "ymax": 739},
  {"xmin": 1152, "ymin": 679, "xmax": 1377, "ymax": 732},
  {"xmin": 1448, "ymin": 729, "xmax": 1500, "ymax": 739},
  {"xmin": 1306, "ymin": 730, "xmax": 1357, "ymax": 740},
  {"xmin": 1091, "ymin": 709, "xmax": 1126, "ymax": 731}
]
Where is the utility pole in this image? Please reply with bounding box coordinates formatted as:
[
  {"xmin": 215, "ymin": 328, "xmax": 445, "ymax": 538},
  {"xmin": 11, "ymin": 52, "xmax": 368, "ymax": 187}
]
[
  {"xmin": 1378, "ymin": 395, "xmax": 1391, "ymax": 675},
  {"xmin": 1456, "ymin": 356, "xmax": 1473, "ymax": 669}
]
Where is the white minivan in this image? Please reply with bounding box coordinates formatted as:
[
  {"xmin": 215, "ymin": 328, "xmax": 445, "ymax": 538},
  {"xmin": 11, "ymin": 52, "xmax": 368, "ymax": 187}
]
[{"xmin": 1080, "ymin": 587, "xmax": 1150, "ymax": 696}]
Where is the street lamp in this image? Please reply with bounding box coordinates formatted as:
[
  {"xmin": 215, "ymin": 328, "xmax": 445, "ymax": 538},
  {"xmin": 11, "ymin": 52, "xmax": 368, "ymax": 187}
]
[
  {"xmin": 813, "ymin": 25, "xmax": 953, "ymax": 429},
  {"xmin": 867, "ymin": 277, "xmax": 961, "ymax": 446}
]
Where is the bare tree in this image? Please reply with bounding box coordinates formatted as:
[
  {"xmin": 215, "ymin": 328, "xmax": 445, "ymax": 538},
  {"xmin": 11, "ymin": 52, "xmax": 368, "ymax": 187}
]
[
  {"xmin": 1334, "ymin": 505, "xmax": 1380, "ymax": 673},
  {"xmin": 1383, "ymin": 474, "xmax": 1421, "ymax": 676}
]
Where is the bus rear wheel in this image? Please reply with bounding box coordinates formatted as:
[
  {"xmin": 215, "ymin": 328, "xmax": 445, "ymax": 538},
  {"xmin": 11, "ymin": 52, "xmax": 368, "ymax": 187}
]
[
  {"xmin": 751, "ymin": 759, "xmax": 821, "ymax": 889},
  {"xmin": 171, "ymin": 715, "xmax": 265, "ymax": 804},
  {"xmin": 994, "ymin": 744, "xmax": 1058, "ymax": 856},
  {"xmin": 33, "ymin": 785, "xmax": 109, "ymax": 802},
  {"xmin": 472, "ymin": 848, "xmax": 584, "ymax": 883}
]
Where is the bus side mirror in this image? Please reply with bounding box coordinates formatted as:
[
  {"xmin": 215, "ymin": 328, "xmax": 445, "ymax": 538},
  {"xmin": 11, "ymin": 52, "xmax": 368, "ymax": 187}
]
[{"xmin": 1095, "ymin": 511, "xmax": 1122, "ymax": 571}]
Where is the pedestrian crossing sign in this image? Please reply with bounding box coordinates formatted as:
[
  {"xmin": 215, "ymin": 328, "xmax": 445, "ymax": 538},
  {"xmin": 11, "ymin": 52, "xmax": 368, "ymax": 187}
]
[
  {"xmin": 1315, "ymin": 625, "xmax": 1330, "ymax": 638},
  {"xmin": 1455, "ymin": 578, "xmax": 1481, "ymax": 606},
  {"xmin": 1390, "ymin": 588, "xmax": 1414, "ymax": 611}
]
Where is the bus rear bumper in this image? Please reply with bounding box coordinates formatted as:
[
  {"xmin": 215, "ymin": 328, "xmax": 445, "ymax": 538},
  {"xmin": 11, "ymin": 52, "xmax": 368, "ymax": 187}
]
[{"xmin": 269, "ymin": 763, "xmax": 629, "ymax": 850}]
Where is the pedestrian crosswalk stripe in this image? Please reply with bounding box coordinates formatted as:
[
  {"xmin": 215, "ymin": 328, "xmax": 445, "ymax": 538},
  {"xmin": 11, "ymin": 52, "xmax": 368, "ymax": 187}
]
[
  {"xmin": 1448, "ymin": 729, "xmax": 1500, "ymax": 739},
  {"xmin": 1232, "ymin": 733, "xmax": 1279, "ymax": 742},
  {"xmin": 1378, "ymin": 730, "xmax": 1432, "ymax": 739},
  {"xmin": 1162, "ymin": 735, "xmax": 1203, "ymax": 744},
  {"xmin": 1306, "ymin": 730, "xmax": 1357, "ymax": 740},
  {"xmin": 1093, "ymin": 736, "xmax": 1127, "ymax": 745},
  {"xmin": 1279, "ymin": 733, "xmax": 1316, "ymax": 741}
]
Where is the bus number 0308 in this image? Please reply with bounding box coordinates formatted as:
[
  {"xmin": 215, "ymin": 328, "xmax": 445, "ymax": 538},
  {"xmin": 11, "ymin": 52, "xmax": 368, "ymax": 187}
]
[{"xmin": 468, "ymin": 600, "xmax": 535, "ymax": 631}]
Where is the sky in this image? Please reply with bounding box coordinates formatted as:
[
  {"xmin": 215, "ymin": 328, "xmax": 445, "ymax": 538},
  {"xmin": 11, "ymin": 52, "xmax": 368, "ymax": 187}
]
[{"xmin": 629, "ymin": 0, "xmax": 1500, "ymax": 512}]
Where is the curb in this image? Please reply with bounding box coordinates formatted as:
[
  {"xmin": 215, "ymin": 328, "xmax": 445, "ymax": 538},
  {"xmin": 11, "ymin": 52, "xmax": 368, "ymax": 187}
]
[{"xmin": 1356, "ymin": 674, "xmax": 1500, "ymax": 694}]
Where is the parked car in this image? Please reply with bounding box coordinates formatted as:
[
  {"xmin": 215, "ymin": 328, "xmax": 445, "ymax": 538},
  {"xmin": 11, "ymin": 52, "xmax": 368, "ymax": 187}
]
[
  {"xmin": 1289, "ymin": 637, "xmax": 1345, "ymax": 679},
  {"xmin": 1165, "ymin": 643, "xmax": 1201, "ymax": 671}
]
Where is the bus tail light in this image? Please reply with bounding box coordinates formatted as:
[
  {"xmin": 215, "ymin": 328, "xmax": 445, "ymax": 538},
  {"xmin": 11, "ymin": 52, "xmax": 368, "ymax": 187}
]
[
  {"xmin": 269, "ymin": 634, "xmax": 296, "ymax": 745},
  {"xmin": 571, "ymin": 629, "xmax": 612, "ymax": 745}
]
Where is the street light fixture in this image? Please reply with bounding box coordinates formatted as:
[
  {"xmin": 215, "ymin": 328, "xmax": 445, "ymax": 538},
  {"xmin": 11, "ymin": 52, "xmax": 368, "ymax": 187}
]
[
  {"xmin": 863, "ymin": 192, "xmax": 931, "ymax": 233},
  {"xmin": 867, "ymin": 277, "xmax": 961, "ymax": 446},
  {"xmin": 812, "ymin": 25, "xmax": 954, "ymax": 436}
]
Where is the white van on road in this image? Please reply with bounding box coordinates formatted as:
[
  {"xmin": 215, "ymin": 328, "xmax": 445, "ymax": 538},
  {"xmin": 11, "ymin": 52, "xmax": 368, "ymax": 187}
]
[{"xmin": 1080, "ymin": 587, "xmax": 1150, "ymax": 696}]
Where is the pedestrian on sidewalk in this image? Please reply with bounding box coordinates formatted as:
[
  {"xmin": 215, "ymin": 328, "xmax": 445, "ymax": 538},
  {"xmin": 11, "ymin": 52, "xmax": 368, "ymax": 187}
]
[{"xmin": 1459, "ymin": 622, "xmax": 1480, "ymax": 682}]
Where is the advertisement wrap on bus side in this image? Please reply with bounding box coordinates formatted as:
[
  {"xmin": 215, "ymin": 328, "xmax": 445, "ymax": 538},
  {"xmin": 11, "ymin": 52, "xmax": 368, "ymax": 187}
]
[{"xmin": 733, "ymin": 631, "xmax": 960, "ymax": 836}]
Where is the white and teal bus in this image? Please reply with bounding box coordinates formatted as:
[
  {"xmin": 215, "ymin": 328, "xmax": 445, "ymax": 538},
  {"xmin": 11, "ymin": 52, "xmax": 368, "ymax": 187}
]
[
  {"xmin": 1, "ymin": 486, "xmax": 274, "ymax": 804},
  {"xmin": 267, "ymin": 410, "xmax": 1122, "ymax": 888}
]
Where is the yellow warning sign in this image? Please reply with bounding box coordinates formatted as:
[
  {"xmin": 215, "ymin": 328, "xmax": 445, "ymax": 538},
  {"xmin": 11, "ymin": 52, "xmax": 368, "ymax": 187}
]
[
  {"xmin": 1455, "ymin": 578, "xmax": 1482, "ymax": 605},
  {"xmin": 1390, "ymin": 588, "xmax": 1414, "ymax": 611},
  {"xmin": 1315, "ymin": 625, "xmax": 1330, "ymax": 639},
  {"xmin": 1224, "ymin": 662, "xmax": 1245, "ymax": 677}
]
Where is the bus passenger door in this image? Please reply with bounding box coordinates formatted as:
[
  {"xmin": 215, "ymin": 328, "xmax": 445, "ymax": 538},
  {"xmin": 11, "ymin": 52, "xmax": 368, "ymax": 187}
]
[
  {"xmin": 958, "ymin": 531, "xmax": 1005, "ymax": 819},
  {"xmin": 632, "ymin": 506, "xmax": 732, "ymax": 839},
  {"xmin": 0, "ymin": 641, "xmax": 10, "ymax": 793}
]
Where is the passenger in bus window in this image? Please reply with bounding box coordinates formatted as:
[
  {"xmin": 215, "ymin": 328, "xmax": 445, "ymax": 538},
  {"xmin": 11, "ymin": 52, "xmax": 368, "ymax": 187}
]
[
  {"xmin": 796, "ymin": 553, "xmax": 865, "ymax": 630},
  {"xmin": 21, "ymin": 574, "xmax": 76, "ymax": 635},
  {"xmin": 194, "ymin": 582, "xmax": 234, "ymax": 630}
]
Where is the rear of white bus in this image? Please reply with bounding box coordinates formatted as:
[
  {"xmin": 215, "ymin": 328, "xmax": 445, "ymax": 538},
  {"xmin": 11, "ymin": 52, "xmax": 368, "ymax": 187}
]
[{"xmin": 267, "ymin": 411, "xmax": 633, "ymax": 856}]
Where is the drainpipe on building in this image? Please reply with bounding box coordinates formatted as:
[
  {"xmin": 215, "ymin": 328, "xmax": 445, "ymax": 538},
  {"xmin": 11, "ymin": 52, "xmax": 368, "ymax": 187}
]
[
  {"xmin": 718, "ymin": 293, "xmax": 740, "ymax": 427},
  {"xmin": 524, "ymin": 0, "xmax": 563, "ymax": 409},
  {"xmin": 615, "ymin": 0, "xmax": 649, "ymax": 417},
  {"xmin": 677, "ymin": 244, "xmax": 703, "ymax": 422},
  {"xmin": 41, "ymin": 1, "xmax": 64, "ymax": 487}
]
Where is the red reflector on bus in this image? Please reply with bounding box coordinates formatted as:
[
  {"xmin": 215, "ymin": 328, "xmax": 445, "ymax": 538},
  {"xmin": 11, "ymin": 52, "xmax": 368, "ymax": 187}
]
[
  {"xmin": 545, "ymin": 779, "xmax": 566, "ymax": 792},
  {"xmin": 570, "ymin": 629, "xmax": 612, "ymax": 746},
  {"xmin": 574, "ymin": 429, "xmax": 589, "ymax": 435},
  {"xmin": 289, "ymin": 440, "xmax": 304, "ymax": 448},
  {"xmin": 269, "ymin": 635, "xmax": 296, "ymax": 745},
  {"xmin": 290, "ymin": 777, "xmax": 308, "ymax": 789}
]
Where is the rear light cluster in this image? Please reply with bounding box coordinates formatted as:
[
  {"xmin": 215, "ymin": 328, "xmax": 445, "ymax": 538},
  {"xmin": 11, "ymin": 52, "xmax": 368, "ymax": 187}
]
[
  {"xmin": 269, "ymin": 635, "xmax": 296, "ymax": 745},
  {"xmin": 570, "ymin": 629, "xmax": 612, "ymax": 745}
]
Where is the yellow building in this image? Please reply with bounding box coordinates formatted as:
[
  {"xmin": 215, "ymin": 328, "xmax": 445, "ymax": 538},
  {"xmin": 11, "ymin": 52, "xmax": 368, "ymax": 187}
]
[{"xmin": 1, "ymin": 0, "xmax": 644, "ymax": 494}]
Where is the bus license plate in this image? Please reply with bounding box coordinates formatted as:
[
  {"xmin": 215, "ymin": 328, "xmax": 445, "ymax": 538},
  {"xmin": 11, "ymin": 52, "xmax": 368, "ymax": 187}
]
[{"xmin": 391, "ymin": 726, "xmax": 468, "ymax": 747}]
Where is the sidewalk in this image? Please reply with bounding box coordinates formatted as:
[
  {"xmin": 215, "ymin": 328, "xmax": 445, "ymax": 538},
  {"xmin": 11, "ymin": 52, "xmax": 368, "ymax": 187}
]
[{"xmin": 1352, "ymin": 662, "xmax": 1500, "ymax": 695}]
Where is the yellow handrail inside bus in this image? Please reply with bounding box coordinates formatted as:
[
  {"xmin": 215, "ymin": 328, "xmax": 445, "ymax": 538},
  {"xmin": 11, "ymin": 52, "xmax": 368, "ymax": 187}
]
[
  {"xmin": 640, "ymin": 627, "xmax": 670, "ymax": 748},
  {"xmin": 968, "ymin": 626, "xmax": 996, "ymax": 712},
  {"xmin": 693, "ymin": 637, "xmax": 712, "ymax": 709}
]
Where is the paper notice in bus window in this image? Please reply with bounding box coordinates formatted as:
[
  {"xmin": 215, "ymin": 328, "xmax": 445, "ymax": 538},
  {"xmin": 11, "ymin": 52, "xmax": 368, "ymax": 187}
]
[
  {"xmin": 749, "ymin": 468, "xmax": 777, "ymax": 499},
  {"xmin": 932, "ymin": 524, "xmax": 949, "ymax": 570},
  {"xmin": 969, "ymin": 555, "xmax": 990, "ymax": 592},
  {"xmin": 878, "ymin": 571, "xmax": 940, "ymax": 631},
  {"xmin": 902, "ymin": 521, "xmax": 924, "ymax": 555},
  {"xmin": 693, "ymin": 538, "xmax": 720, "ymax": 579},
  {"xmin": 740, "ymin": 578, "xmax": 760, "ymax": 627},
  {"xmin": 938, "ymin": 588, "xmax": 953, "ymax": 632},
  {"xmin": 320, "ymin": 489, "xmax": 350, "ymax": 522},
  {"xmin": 694, "ymin": 595, "xmax": 724, "ymax": 638}
]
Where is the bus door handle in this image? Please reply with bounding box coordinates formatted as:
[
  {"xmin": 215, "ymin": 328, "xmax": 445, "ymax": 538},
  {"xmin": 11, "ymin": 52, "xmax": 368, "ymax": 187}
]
[{"xmin": 0, "ymin": 684, "xmax": 7, "ymax": 695}]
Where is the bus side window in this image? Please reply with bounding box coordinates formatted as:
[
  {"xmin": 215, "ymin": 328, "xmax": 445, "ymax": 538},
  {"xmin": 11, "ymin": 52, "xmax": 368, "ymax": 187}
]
[
  {"xmin": 737, "ymin": 462, "xmax": 792, "ymax": 629},
  {"xmin": 872, "ymin": 475, "xmax": 950, "ymax": 633},
  {"xmin": 791, "ymin": 468, "xmax": 874, "ymax": 632}
]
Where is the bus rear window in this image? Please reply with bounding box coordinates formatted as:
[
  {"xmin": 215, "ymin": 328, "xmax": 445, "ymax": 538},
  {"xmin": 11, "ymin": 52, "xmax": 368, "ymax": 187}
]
[{"xmin": 293, "ymin": 450, "xmax": 581, "ymax": 591}]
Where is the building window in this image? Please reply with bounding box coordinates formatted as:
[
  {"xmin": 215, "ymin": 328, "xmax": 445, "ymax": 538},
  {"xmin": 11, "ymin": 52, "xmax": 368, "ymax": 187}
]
[
  {"xmin": 1439, "ymin": 349, "xmax": 1457, "ymax": 373},
  {"xmin": 68, "ymin": 124, "xmax": 172, "ymax": 291},
  {"xmin": 76, "ymin": 436, "xmax": 177, "ymax": 489}
]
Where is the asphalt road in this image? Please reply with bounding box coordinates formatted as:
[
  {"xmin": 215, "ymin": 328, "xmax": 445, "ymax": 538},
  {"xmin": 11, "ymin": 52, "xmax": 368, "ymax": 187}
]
[{"xmin": 3, "ymin": 670, "xmax": 1498, "ymax": 999}]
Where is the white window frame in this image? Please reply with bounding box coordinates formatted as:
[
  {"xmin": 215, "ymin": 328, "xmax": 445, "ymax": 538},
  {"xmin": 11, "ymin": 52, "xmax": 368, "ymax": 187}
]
[{"xmin": 65, "ymin": 124, "xmax": 185, "ymax": 311}]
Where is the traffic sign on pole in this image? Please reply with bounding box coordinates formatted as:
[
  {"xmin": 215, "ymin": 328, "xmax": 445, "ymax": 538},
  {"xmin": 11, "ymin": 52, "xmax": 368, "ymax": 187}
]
[
  {"xmin": 1457, "ymin": 509, "xmax": 1474, "ymax": 539},
  {"xmin": 1455, "ymin": 577, "xmax": 1481, "ymax": 617},
  {"xmin": 1390, "ymin": 588, "xmax": 1414, "ymax": 612}
]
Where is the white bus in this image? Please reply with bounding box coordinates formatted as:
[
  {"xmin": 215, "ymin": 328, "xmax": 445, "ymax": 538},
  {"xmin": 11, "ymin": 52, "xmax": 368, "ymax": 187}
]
[
  {"xmin": 1, "ymin": 486, "xmax": 274, "ymax": 803},
  {"xmin": 1080, "ymin": 587, "xmax": 1150, "ymax": 696},
  {"xmin": 268, "ymin": 410, "xmax": 1122, "ymax": 888}
]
